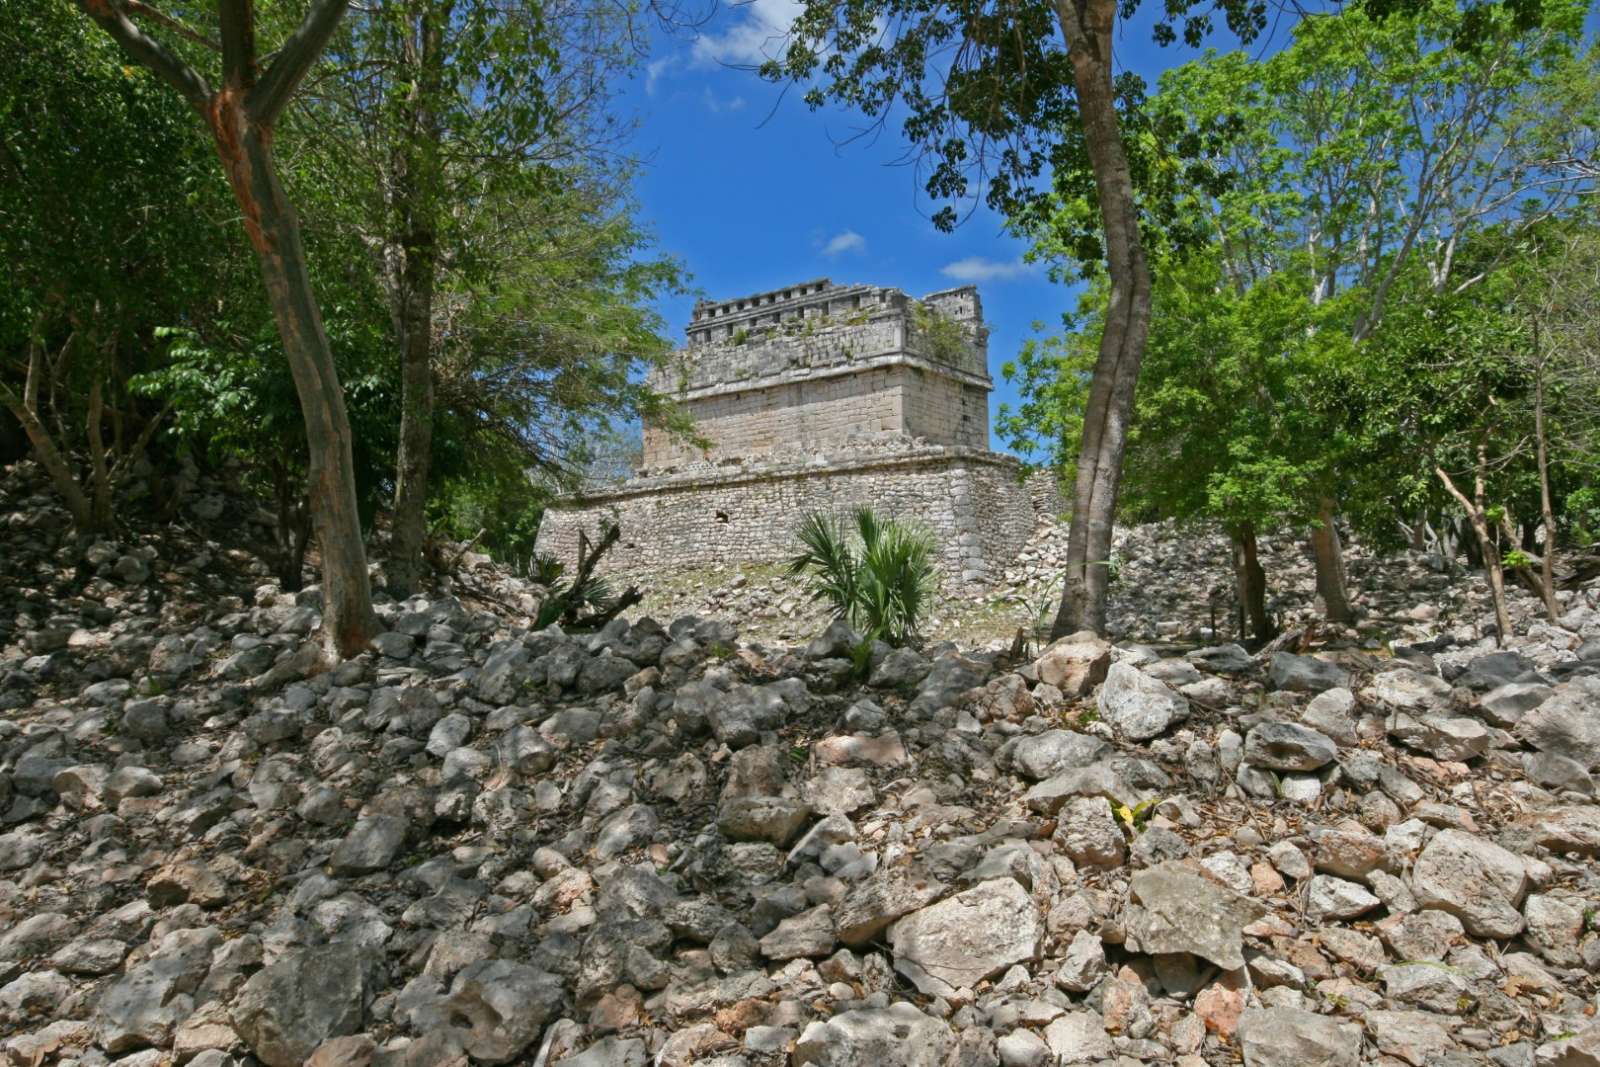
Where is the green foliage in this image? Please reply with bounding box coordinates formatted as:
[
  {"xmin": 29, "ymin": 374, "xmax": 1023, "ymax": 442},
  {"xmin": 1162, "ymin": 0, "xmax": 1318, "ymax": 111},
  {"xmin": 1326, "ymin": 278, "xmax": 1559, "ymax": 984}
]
[
  {"xmin": 1005, "ymin": 0, "xmax": 1597, "ymax": 551},
  {"xmin": 789, "ymin": 508, "xmax": 938, "ymax": 647},
  {"xmin": 759, "ymin": 0, "xmax": 1269, "ymax": 233},
  {"xmin": 911, "ymin": 304, "xmax": 971, "ymax": 366},
  {"xmin": 532, "ymin": 558, "xmax": 619, "ymax": 631},
  {"xmin": 997, "ymin": 319, "xmax": 1094, "ymax": 472}
]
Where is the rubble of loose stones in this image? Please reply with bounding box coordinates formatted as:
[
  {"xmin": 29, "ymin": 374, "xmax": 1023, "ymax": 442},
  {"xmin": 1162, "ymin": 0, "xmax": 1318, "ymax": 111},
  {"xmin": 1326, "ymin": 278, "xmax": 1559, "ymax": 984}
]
[{"xmin": 2, "ymin": 458, "xmax": 1600, "ymax": 1067}]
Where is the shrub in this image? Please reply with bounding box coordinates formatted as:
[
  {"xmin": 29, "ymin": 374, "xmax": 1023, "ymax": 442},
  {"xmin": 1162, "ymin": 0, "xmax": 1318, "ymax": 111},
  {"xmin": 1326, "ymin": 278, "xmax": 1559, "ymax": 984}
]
[{"xmin": 788, "ymin": 507, "xmax": 938, "ymax": 646}]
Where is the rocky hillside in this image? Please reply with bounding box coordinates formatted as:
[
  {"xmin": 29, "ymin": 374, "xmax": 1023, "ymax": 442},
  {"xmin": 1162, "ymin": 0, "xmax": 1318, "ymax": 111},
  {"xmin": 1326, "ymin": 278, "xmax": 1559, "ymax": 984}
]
[
  {"xmin": 634, "ymin": 517, "xmax": 1562, "ymax": 651},
  {"xmin": 2, "ymin": 458, "xmax": 1599, "ymax": 1067}
]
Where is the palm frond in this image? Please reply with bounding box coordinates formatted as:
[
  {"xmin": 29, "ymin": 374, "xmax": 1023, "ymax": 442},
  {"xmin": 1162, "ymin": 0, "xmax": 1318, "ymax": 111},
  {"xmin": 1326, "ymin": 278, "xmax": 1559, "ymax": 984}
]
[{"xmin": 790, "ymin": 507, "xmax": 938, "ymax": 645}]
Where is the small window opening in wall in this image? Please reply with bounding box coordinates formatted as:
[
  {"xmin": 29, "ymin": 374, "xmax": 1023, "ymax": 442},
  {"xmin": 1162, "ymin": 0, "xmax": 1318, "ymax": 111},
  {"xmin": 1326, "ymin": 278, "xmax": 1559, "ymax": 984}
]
[{"xmin": 714, "ymin": 510, "xmax": 730, "ymax": 523}]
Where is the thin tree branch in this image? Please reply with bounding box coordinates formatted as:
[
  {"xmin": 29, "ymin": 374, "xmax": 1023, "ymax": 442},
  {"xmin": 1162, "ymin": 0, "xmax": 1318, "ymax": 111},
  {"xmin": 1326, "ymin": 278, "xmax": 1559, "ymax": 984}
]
[
  {"xmin": 249, "ymin": 0, "xmax": 350, "ymax": 126},
  {"xmin": 76, "ymin": 0, "xmax": 212, "ymax": 111},
  {"xmin": 123, "ymin": 0, "xmax": 221, "ymax": 52}
]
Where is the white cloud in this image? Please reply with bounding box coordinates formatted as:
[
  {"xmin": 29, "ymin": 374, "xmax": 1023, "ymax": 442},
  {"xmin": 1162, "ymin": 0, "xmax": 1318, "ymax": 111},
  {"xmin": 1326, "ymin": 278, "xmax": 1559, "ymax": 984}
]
[
  {"xmin": 701, "ymin": 87, "xmax": 749, "ymax": 113},
  {"xmin": 940, "ymin": 256, "xmax": 1034, "ymax": 282},
  {"xmin": 644, "ymin": 56, "xmax": 676, "ymax": 96},
  {"xmin": 821, "ymin": 230, "xmax": 866, "ymax": 256},
  {"xmin": 692, "ymin": 0, "xmax": 805, "ymax": 66}
]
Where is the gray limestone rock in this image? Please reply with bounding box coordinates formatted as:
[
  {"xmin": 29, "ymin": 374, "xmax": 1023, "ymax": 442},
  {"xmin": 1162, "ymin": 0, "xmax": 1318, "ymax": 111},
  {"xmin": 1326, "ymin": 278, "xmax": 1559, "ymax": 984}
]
[
  {"xmin": 868, "ymin": 647, "xmax": 932, "ymax": 690},
  {"xmin": 1516, "ymin": 677, "xmax": 1600, "ymax": 769},
  {"xmin": 1306, "ymin": 875, "xmax": 1381, "ymax": 922},
  {"xmin": 230, "ymin": 945, "xmax": 379, "ymax": 1067},
  {"xmin": 96, "ymin": 927, "xmax": 221, "ymax": 1053},
  {"xmin": 1124, "ymin": 862, "xmax": 1268, "ymax": 970},
  {"xmin": 329, "ymin": 814, "xmax": 410, "ymax": 876},
  {"xmin": 1412, "ymin": 828, "xmax": 1529, "ymax": 938},
  {"xmin": 1003, "ymin": 729, "xmax": 1111, "ymax": 782},
  {"xmin": 1096, "ymin": 662, "xmax": 1190, "ymax": 741},
  {"xmin": 759, "ymin": 904, "xmax": 836, "ymax": 961},
  {"xmin": 834, "ymin": 871, "xmax": 948, "ymax": 946},
  {"xmin": 793, "ymin": 1004, "xmax": 956, "ymax": 1067},
  {"xmin": 1267, "ymin": 652, "xmax": 1350, "ymax": 694},
  {"xmin": 1041, "ymin": 1012, "xmax": 1113, "ymax": 1063},
  {"xmin": 443, "ymin": 960, "xmax": 564, "ymax": 1064},
  {"xmin": 1186, "ymin": 643, "xmax": 1254, "ymax": 674},
  {"xmin": 1368, "ymin": 668, "xmax": 1452, "ymax": 711},
  {"xmin": 718, "ymin": 796, "xmax": 813, "ymax": 847},
  {"xmin": 1364, "ymin": 1011, "xmax": 1455, "ymax": 1067},
  {"xmin": 1479, "ymin": 682, "xmax": 1551, "ymax": 727},
  {"xmin": 889, "ymin": 879, "xmax": 1042, "ymax": 997},
  {"xmin": 1244, "ymin": 722, "xmax": 1337, "ymax": 772},
  {"xmin": 1236, "ymin": 1007, "xmax": 1361, "ymax": 1067},
  {"xmin": 1387, "ymin": 713, "xmax": 1489, "ymax": 761},
  {"xmin": 1052, "ymin": 796, "xmax": 1126, "ymax": 869}
]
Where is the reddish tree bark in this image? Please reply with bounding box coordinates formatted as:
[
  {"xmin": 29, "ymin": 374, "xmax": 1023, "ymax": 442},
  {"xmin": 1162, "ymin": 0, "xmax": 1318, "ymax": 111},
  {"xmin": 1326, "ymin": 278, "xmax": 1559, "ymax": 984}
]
[{"xmin": 78, "ymin": 0, "xmax": 379, "ymax": 657}]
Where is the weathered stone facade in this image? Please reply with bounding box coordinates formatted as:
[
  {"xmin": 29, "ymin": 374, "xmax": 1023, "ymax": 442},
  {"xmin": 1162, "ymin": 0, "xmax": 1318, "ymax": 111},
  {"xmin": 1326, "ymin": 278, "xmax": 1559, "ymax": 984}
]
[{"xmin": 538, "ymin": 279, "xmax": 1059, "ymax": 584}]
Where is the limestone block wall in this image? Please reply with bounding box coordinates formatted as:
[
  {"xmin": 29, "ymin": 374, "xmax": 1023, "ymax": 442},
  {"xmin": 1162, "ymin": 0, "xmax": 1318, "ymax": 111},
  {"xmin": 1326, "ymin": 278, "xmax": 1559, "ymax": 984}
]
[
  {"xmin": 901, "ymin": 371, "xmax": 989, "ymax": 449},
  {"xmin": 536, "ymin": 446, "xmax": 1055, "ymax": 587},
  {"xmin": 643, "ymin": 368, "xmax": 905, "ymax": 467},
  {"xmin": 643, "ymin": 366, "xmax": 991, "ymax": 466}
]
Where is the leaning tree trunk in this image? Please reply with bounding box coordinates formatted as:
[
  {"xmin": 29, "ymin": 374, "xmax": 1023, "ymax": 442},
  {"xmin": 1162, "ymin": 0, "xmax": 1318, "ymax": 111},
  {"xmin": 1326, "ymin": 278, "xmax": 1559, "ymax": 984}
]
[
  {"xmin": 1048, "ymin": 0, "xmax": 1153, "ymax": 639},
  {"xmin": 209, "ymin": 95, "xmax": 379, "ymax": 656},
  {"xmin": 78, "ymin": 0, "xmax": 373, "ymax": 657},
  {"xmin": 1309, "ymin": 496, "xmax": 1354, "ymax": 624},
  {"xmin": 2, "ymin": 314, "xmax": 96, "ymax": 530},
  {"xmin": 1230, "ymin": 521, "xmax": 1271, "ymax": 645},
  {"xmin": 1435, "ymin": 449, "xmax": 1513, "ymax": 645}
]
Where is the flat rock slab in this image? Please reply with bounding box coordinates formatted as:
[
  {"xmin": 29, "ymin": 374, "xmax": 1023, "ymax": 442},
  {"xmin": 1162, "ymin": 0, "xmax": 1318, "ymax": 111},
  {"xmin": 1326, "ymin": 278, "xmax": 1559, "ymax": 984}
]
[
  {"xmin": 889, "ymin": 878, "xmax": 1042, "ymax": 997},
  {"xmin": 1238, "ymin": 1007, "xmax": 1361, "ymax": 1067},
  {"xmin": 1124, "ymin": 861, "xmax": 1268, "ymax": 970},
  {"xmin": 1244, "ymin": 722, "xmax": 1337, "ymax": 771},
  {"xmin": 1267, "ymin": 652, "xmax": 1350, "ymax": 694},
  {"xmin": 793, "ymin": 1004, "xmax": 956, "ymax": 1067},
  {"xmin": 1412, "ymin": 828, "xmax": 1528, "ymax": 938}
]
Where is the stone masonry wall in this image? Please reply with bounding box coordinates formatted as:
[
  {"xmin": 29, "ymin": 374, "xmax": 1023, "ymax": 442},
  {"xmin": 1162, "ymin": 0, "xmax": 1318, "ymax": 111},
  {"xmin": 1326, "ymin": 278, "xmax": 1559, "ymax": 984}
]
[
  {"xmin": 643, "ymin": 280, "xmax": 990, "ymax": 470},
  {"xmin": 643, "ymin": 368, "xmax": 905, "ymax": 467},
  {"xmin": 643, "ymin": 366, "xmax": 990, "ymax": 467},
  {"xmin": 536, "ymin": 447, "xmax": 1057, "ymax": 586}
]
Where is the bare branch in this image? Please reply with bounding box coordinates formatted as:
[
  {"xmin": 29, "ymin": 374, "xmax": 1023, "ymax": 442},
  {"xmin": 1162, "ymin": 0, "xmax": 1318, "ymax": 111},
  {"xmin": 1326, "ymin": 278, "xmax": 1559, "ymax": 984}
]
[
  {"xmin": 76, "ymin": 0, "xmax": 212, "ymax": 111},
  {"xmin": 249, "ymin": 0, "xmax": 350, "ymax": 126},
  {"xmin": 123, "ymin": 0, "xmax": 221, "ymax": 52}
]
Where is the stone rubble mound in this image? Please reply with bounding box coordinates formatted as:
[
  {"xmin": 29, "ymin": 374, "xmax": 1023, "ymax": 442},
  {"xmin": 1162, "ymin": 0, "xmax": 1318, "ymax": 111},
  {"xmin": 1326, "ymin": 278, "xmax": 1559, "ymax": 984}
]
[{"xmin": 1, "ymin": 460, "xmax": 1600, "ymax": 1067}]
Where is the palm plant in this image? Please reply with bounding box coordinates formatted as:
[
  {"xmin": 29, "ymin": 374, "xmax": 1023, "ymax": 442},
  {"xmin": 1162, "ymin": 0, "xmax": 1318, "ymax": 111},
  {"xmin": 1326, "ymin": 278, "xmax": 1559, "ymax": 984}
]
[{"xmin": 788, "ymin": 507, "xmax": 938, "ymax": 645}]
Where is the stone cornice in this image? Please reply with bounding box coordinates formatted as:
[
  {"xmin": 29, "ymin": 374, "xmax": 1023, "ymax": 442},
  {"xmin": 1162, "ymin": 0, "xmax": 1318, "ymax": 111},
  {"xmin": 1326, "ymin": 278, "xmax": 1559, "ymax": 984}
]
[
  {"xmin": 550, "ymin": 446, "xmax": 1025, "ymax": 508},
  {"xmin": 666, "ymin": 352, "xmax": 993, "ymax": 403}
]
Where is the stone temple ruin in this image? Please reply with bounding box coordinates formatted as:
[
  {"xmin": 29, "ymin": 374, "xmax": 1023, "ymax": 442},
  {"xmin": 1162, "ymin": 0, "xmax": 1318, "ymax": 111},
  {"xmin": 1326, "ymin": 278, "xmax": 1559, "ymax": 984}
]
[{"xmin": 536, "ymin": 278, "xmax": 1058, "ymax": 584}]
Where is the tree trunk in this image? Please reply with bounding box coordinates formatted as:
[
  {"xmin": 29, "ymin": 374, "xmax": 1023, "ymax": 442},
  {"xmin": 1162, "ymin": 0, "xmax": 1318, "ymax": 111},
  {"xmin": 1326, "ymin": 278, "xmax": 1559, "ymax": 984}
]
[
  {"xmin": 1229, "ymin": 521, "xmax": 1271, "ymax": 645},
  {"xmin": 1309, "ymin": 496, "xmax": 1354, "ymax": 623},
  {"xmin": 1435, "ymin": 451, "xmax": 1512, "ymax": 644},
  {"xmin": 1, "ymin": 311, "xmax": 96, "ymax": 530},
  {"xmin": 86, "ymin": 372, "xmax": 113, "ymax": 528},
  {"xmin": 1048, "ymin": 0, "xmax": 1153, "ymax": 639},
  {"xmin": 208, "ymin": 93, "xmax": 378, "ymax": 656},
  {"xmin": 385, "ymin": 3, "xmax": 448, "ymax": 599},
  {"xmin": 1532, "ymin": 360, "xmax": 1561, "ymax": 622}
]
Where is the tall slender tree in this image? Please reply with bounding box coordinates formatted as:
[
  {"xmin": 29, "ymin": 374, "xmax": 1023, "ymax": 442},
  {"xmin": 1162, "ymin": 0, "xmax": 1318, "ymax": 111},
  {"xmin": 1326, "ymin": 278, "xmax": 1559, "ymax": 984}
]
[{"xmin": 76, "ymin": 0, "xmax": 379, "ymax": 656}]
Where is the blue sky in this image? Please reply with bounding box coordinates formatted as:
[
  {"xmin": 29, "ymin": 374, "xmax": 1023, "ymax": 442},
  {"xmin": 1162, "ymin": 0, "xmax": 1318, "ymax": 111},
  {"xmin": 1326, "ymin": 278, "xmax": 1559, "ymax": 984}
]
[{"xmin": 614, "ymin": 1, "xmax": 1296, "ymax": 458}]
